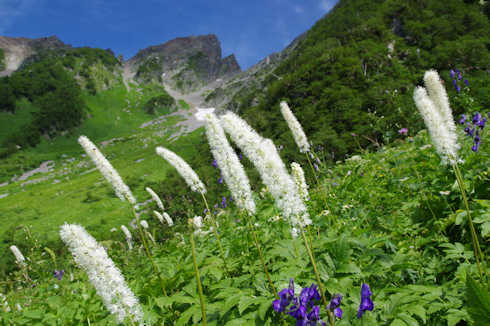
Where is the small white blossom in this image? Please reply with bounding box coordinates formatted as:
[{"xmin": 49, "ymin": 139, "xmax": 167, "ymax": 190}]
[
  {"xmin": 9, "ymin": 245, "xmax": 25, "ymax": 265},
  {"xmin": 60, "ymin": 224, "xmax": 143, "ymax": 324},
  {"xmin": 145, "ymin": 187, "xmax": 164, "ymax": 210},
  {"xmin": 140, "ymin": 220, "xmax": 149, "ymax": 229},
  {"xmin": 280, "ymin": 101, "xmax": 310, "ymax": 153},
  {"xmin": 291, "ymin": 227, "xmax": 299, "ymax": 239},
  {"xmin": 156, "ymin": 147, "xmax": 206, "ymax": 193},
  {"xmin": 291, "ymin": 162, "xmax": 309, "ymax": 202},
  {"xmin": 120, "ymin": 225, "xmax": 133, "ymax": 250},
  {"xmin": 78, "ymin": 136, "xmax": 136, "ymax": 204},
  {"xmin": 162, "ymin": 212, "xmax": 173, "ymax": 226}
]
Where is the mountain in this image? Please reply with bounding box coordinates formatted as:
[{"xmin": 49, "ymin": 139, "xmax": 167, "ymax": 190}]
[{"xmin": 125, "ymin": 34, "xmax": 241, "ymax": 93}]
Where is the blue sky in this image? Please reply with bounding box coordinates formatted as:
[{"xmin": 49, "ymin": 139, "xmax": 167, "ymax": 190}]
[{"xmin": 0, "ymin": 0, "xmax": 338, "ymax": 70}]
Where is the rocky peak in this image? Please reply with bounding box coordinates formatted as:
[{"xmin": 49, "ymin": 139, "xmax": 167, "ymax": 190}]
[
  {"xmin": 0, "ymin": 35, "xmax": 71, "ymax": 76},
  {"xmin": 127, "ymin": 34, "xmax": 241, "ymax": 92}
]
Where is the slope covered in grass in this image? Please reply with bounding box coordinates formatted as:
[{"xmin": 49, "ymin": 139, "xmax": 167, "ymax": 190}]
[{"xmin": 0, "ymin": 122, "xmax": 488, "ymax": 325}]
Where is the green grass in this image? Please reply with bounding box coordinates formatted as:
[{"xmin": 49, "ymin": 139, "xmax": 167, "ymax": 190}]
[
  {"xmin": 178, "ymin": 99, "xmax": 190, "ymax": 110},
  {"xmin": 0, "ymin": 122, "xmax": 488, "ymax": 325}
]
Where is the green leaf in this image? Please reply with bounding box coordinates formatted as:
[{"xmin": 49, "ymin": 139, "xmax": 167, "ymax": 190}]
[
  {"xmin": 390, "ymin": 319, "xmax": 406, "ymax": 326},
  {"xmin": 238, "ymin": 296, "xmax": 257, "ymax": 315},
  {"xmin": 258, "ymin": 298, "xmax": 272, "ymax": 320},
  {"xmin": 397, "ymin": 312, "xmax": 419, "ymax": 326},
  {"xmin": 406, "ymin": 305, "xmax": 426, "ymax": 323},
  {"xmin": 225, "ymin": 318, "xmax": 248, "ymax": 326},
  {"xmin": 466, "ymin": 277, "xmax": 490, "ymax": 325},
  {"xmin": 23, "ymin": 310, "xmax": 43, "ymax": 320},
  {"xmin": 336, "ymin": 263, "xmax": 361, "ymax": 274},
  {"xmin": 176, "ymin": 305, "xmax": 201, "ymax": 326},
  {"xmin": 446, "ymin": 308, "xmax": 468, "ymax": 326}
]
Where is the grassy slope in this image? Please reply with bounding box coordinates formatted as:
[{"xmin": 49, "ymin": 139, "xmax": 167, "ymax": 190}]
[
  {"xmin": 0, "ymin": 80, "xmax": 188, "ymax": 257},
  {"xmin": 0, "ymin": 125, "xmax": 488, "ymax": 325}
]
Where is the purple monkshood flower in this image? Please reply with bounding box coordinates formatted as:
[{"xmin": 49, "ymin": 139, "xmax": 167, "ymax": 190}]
[
  {"xmin": 239, "ymin": 153, "xmax": 243, "ymax": 160},
  {"xmin": 53, "ymin": 270, "xmax": 64, "ymax": 281},
  {"xmin": 452, "ymin": 79, "xmax": 460, "ymax": 93},
  {"xmin": 203, "ymin": 208, "xmax": 208, "ymax": 215},
  {"xmin": 213, "ymin": 203, "xmax": 218, "ymax": 209},
  {"xmin": 398, "ymin": 128, "xmax": 408, "ymax": 135},
  {"xmin": 473, "ymin": 112, "xmax": 482, "ymax": 125},
  {"xmin": 472, "ymin": 131, "xmax": 481, "ymax": 152},
  {"xmin": 273, "ymin": 279, "xmax": 295, "ymax": 313},
  {"xmin": 357, "ymin": 283, "xmax": 374, "ymax": 319},
  {"xmin": 218, "ymin": 177, "xmax": 223, "ymax": 184},
  {"xmin": 450, "ymin": 69, "xmax": 455, "ymax": 79},
  {"xmin": 212, "ymin": 159, "xmax": 217, "ymax": 168},
  {"xmin": 457, "ymin": 71, "xmax": 463, "ymax": 80},
  {"xmin": 479, "ymin": 117, "xmax": 487, "ymax": 130},
  {"xmin": 229, "ymin": 196, "xmax": 233, "ymax": 202},
  {"xmin": 459, "ymin": 114, "xmax": 466, "ymax": 125},
  {"xmin": 464, "ymin": 79, "xmax": 469, "ymax": 86},
  {"xmin": 327, "ymin": 294, "xmax": 343, "ymax": 319},
  {"xmin": 221, "ymin": 196, "xmax": 227, "ymax": 208}
]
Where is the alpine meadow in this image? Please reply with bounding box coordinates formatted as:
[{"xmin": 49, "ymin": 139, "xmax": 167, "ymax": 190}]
[{"xmin": 0, "ymin": 0, "xmax": 489, "ymax": 325}]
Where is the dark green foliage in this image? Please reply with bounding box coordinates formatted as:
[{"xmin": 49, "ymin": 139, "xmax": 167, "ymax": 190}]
[
  {"xmin": 466, "ymin": 277, "xmax": 490, "ymax": 325},
  {"xmin": 230, "ymin": 0, "xmax": 489, "ymax": 169},
  {"xmin": 136, "ymin": 57, "xmax": 162, "ymax": 81},
  {"xmin": 0, "ymin": 57, "xmax": 85, "ymax": 152},
  {"xmin": 143, "ymin": 93, "xmax": 175, "ymax": 115}
]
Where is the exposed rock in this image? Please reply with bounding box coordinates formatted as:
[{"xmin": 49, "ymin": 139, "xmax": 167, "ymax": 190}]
[
  {"xmin": 0, "ymin": 35, "xmax": 71, "ymax": 76},
  {"xmin": 126, "ymin": 34, "xmax": 241, "ymax": 92}
]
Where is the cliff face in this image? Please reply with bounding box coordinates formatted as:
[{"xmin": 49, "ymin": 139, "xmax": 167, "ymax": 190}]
[
  {"xmin": 126, "ymin": 34, "xmax": 241, "ymax": 92},
  {"xmin": 0, "ymin": 36, "xmax": 70, "ymax": 76}
]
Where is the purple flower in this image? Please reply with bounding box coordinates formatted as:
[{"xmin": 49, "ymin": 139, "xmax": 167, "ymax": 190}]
[
  {"xmin": 357, "ymin": 283, "xmax": 374, "ymax": 319},
  {"xmin": 239, "ymin": 153, "xmax": 243, "ymax": 160},
  {"xmin": 212, "ymin": 159, "xmax": 217, "ymax": 168},
  {"xmin": 452, "ymin": 79, "xmax": 460, "ymax": 93},
  {"xmin": 53, "ymin": 270, "xmax": 64, "ymax": 281},
  {"xmin": 450, "ymin": 69, "xmax": 455, "ymax": 78},
  {"xmin": 213, "ymin": 203, "xmax": 218, "ymax": 209},
  {"xmin": 458, "ymin": 71, "xmax": 462, "ymax": 80},
  {"xmin": 473, "ymin": 112, "xmax": 482, "ymax": 125},
  {"xmin": 459, "ymin": 115, "xmax": 466, "ymax": 125},
  {"xmin": 273, "ymin": 279, "xmax": 295, "ymax": 313},
  {"xmin": 464, "ymin": 79, "xmax": 469, "ymax": 86},
  {"xmin": 203, "ymin": 208, "xmax": 208, "ymax": 215},
  {"xmin": 479, "ymin": 117, "xmax": 487, "ymax": 130},
  {"xmin": 218, "ymin": 177, "xmax": 223, "ymax": 184},
  {"xmin": 472, "ymin": 131, "xmax": 481, "ymax": 152},
  {"xmin": 398, "ymin": 128, "xmax": 408, "ymax": 135},
  {"xmin": 221, "ymin": 196, "xmax": 227, "ymax": 208},
  {"xmin": 229, "ymin": 196, "xmax": 233, "ymax": 202},
  {"xmin": 327, "ymin": 294, "xmax": 343, "ymax": 319}
]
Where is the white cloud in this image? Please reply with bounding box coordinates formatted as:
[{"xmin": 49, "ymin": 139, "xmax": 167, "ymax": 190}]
[
  {"xmin": 319, "ymin": 0, "xmax": 335, "ymax": 12},
  {"xmin": 0, "ymin": 0, "xmax": 42, "ymax": 34}
]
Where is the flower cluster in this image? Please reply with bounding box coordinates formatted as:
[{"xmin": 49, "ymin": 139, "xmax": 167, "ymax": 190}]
[
  {"xmin": 450, "ymin": 68, "xmax": 468, "ymax": 93},
  {"xmin": 280, "ymin": 101, "xmax": 310, "ymax": 153},
  {"xmin": 156, "ymin": 146, "xmax": 206, "ymax": 193},
  {"xmin": 291, "ymin": 162, "xmax": 309, "ymax": 202},
  {"xmin": 60, "ymin": 223, "xmax": 143, "ymax": 324},
  {"xmin": 204, "ymin": 112, "xmax": 255, "ymax": 214},
  {"xmin": 413, "ymin": 70, "xmax": 460, "ymax": 165},
  {"xmin": 9, "ymin": 245, "xmax": 26, "ymax": 266},
  {"xmin": 357, "ymin": 283, "xmax": 374, "ymax": 319},
  {"xmin": 53, "ymin": 269, "xmax": 64, "ymax": 281},
  {"xmin": 220, "ymin": 112, "xmax": 311, "ymax": 232},
  {"xmin": 78, "ymin": 136, "xmax": 136, "ymax": 204},
  {"xmin": 145, "ymin": 187, "xmax": 164, "ymax": 210},
  {"xmin": 460, "ymin": 112, "xmax": 488, "ymax": 152},
  {"xmin": 273, "ymin": 279, "xmax": 327, "ymax": 325}
]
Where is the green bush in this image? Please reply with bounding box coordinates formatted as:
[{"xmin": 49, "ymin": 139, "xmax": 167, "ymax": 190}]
[{"xmin": 143, "ymin": 93, "xmax": 175, "ymax": 115}]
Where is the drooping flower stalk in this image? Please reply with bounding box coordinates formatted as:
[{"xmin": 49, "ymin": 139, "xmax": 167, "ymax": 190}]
[
  {"xmin": 413, "ymin": 70, "xmax": 486, "ymax": 281},
  {"xmin": 154, "ymin": 211, "xmax": 173, "ymax": 226},
  {"xmin": 204, "ymin": 112, "xmax": 255, "ymax": 214},
  {"xmin": 78, "ymin": 136, "xmax": 136, "ymax": 204},
  {"xmin": 120, "ymin": 225, "xmax": 133, "ymax": 250},
  {"xmin": 280, "ymin": 101, "xmax": 310, "ymax": 153},
  {"xmin": 9, "ymin": 245, "xmax": 31, "ymax": 282},
  {"xmin": 145, "ymin": 187, "xmax": 164, "ymax": 211},
  {"xmin": 220, "ymin": 112, "xmax": 311, "ymax": 231},
  {"xmin": 156, "ymin": 146, "xmax": 229, "ymax": 276},
  {"xmin": 155, "ymin": 147, "xmax": 206, "ymax": 193},
  {"xmin": 59, "ymin": 223, "xmax": 143, "ymax": 325}
]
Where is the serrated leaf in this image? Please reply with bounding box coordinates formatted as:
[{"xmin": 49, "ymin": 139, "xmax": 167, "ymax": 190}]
[
  {"xmin": 225, "ymin": 318, "xmax": 248, "ymax": 326},
  {"xmin": 466, "ymin": 277, "xmax": 490, "ymax": 325},
  {"xmin": 406, "ymin": 304, "xmax": 426, "ymax": 323},
  {"xmin": 336, "ymin": 263, "xmax": 361, "ymax": 274},
  {"xmin": 222, "ymin": 292, "xmax": 243, "ymax": 316},
  {"xmin": 176, "ymin": 305, "xmax": 201, "ymax": 326},
  {"xmin": 238, "ymin": 296, "xmax": 257, "ymax": 315},
  {"xmin": 258, "ymin": 298, "xmax": 272, "ymax": 320},
  {"xmin": 390, "ymin": 319, "xmax": 406, "ymax": 326},
  {"xmin": 397, "ymin": 312, "xmax": 419, "ymax": 326},
  {"xmin": 446, "ymin": 308, "xmax": 467, "ymax": 326}
]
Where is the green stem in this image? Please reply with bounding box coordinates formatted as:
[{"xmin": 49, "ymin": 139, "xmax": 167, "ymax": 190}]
[
  {"xmin": 190, "ymin": 228, "xmax": 207, "ymax": 326},
  {"xmin": 200, "ymin": 192, "xmax": 230, "ymax": 277},
  {"xmin": 452, "ymin": 163, "xmax": 486, "ymax": 281},
  {"xmin": 306, "ymin": 152, "xmax": 320, "ymax": 185},
  {"xmin": 243, "ymin": 212, "xmax": 278, "ymax": 298},
  {"xmin": 298, "ymin": 225, "xmax": 332, "ymax": 319},
  {"xmin": 131, "ymin": 205, "xmax": 168, "ymax": 297}
]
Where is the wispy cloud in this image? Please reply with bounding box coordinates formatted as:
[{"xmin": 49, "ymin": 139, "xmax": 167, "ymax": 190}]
[
  {"xmin": 0, "ymin": 0, "xmax": 42, "ymax": 34},
  {"xmin": 319, "ymin": 0, "xmax": 335, "ymax": 12},
  {"xmin": 293, "ymin": 5, "xmax": 304, "ymax": 14}
]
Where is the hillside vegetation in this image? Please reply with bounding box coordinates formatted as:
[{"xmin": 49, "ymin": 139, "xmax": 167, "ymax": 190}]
[{"xmin": 233, "ymin": 0, "xmax": 489, "ymax": 162}]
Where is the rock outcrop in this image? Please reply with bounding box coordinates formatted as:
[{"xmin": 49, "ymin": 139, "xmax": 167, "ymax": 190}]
[
  {"xmin": 126, "ymin": 34, "xmax": 241, "ymax": 93},
  {"xmin": 0, "ymin": 35, "xmax": 70, "ymax": 76}
]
